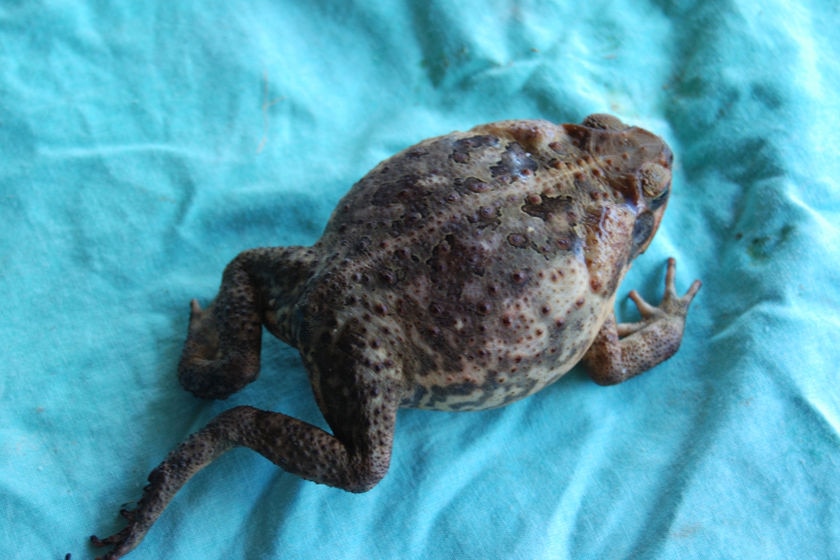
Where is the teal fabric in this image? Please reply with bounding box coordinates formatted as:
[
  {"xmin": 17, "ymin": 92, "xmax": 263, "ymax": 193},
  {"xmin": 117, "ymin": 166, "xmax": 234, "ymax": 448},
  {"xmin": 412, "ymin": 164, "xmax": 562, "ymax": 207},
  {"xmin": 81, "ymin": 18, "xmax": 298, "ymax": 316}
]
[{"xmin": 3, "ymin": 2, "xmax": 839, "ymax": 559}]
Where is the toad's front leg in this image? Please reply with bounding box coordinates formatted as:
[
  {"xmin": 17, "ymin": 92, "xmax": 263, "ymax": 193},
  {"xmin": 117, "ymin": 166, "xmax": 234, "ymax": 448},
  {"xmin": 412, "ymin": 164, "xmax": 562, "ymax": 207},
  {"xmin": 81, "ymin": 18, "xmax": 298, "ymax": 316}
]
[
  {"xmin": 91, "ymin": 374, "xmax": 401, "ymax": 560},
  {"xmin": 583, "ymin": 257, "xmax": 701, "ymax": 385}
]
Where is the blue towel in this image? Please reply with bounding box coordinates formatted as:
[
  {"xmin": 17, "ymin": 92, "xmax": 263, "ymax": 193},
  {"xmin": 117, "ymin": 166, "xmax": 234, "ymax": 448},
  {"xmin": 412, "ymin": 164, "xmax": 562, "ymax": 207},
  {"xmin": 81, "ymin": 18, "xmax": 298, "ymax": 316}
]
[{"xmin": 2, "ymin": 2, "xmax": 838, "ymax": 559}]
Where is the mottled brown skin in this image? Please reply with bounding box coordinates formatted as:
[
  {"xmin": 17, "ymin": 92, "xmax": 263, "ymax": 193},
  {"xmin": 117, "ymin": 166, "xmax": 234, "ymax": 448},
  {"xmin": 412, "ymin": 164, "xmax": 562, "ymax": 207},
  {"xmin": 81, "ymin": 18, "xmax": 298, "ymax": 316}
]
[{"xmin": 91, "ymin": 114, "xmax": 701, "ymax": 559}]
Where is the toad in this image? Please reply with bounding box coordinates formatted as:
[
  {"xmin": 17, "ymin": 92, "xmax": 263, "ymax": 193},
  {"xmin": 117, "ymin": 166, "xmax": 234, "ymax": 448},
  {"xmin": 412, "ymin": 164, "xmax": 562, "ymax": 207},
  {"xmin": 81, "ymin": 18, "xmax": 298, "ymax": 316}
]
[{"xmin": 92, "ymin": 114, "xmax": 701, "ymax": 558}]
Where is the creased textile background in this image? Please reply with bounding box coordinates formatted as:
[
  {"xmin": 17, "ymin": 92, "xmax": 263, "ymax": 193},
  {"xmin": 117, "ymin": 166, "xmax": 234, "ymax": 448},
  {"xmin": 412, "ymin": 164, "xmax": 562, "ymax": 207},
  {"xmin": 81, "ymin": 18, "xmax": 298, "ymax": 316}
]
[{"xmin": 2, "ymin": 2, "xmax": 839, "ymax": 559}]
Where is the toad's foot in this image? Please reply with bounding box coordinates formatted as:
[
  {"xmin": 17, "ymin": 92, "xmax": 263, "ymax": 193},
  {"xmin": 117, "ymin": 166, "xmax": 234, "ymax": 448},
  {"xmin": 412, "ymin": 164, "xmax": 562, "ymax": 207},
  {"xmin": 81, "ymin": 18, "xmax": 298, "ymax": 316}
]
[
  {"xmin": 90, "ymin": 486, "xmax": 169, "ymax": 560},
  {"xmin": 617, "ymin": 257, "xmax": 702, "ymax": 337},
  {"xmin": 177, "ymin": 252, "xmax": 265, "ymax": 400},
  {"xmin": 88, "ymin": 426, "xmax": 229, "ymax": 560},
  {"xmin": 90, "ymin": 512, "xmax": 143, "ymax": 560},
  {"xmin": 583, "ymin": 257, "xmax": 701, "ymax": 385}
]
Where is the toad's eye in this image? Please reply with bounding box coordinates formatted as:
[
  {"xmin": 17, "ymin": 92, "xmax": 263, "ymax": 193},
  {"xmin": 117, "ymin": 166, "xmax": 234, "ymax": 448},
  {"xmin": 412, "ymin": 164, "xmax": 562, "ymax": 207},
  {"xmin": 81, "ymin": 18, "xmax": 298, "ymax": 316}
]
[{"xmin": 649, "ymin": 187, "xmax": 670, "ymax": 211}]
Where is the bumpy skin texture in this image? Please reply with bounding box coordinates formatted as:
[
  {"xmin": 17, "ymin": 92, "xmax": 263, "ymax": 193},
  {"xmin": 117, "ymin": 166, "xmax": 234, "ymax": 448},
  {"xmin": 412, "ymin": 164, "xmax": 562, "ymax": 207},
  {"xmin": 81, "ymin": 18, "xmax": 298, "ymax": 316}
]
[{"xmin": 91, "ymin": 114, "xmax": 701, "ymax": 559}]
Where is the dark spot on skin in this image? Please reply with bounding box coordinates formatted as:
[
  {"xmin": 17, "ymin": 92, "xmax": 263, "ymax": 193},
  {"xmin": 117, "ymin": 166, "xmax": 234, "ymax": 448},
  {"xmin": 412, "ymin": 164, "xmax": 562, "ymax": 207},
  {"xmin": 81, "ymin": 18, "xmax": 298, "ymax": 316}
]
[
  {"xmin": 404, "ymin": 147, "xmax": 428, "ymax": 159},
  {"xmin": 548, "ymin": 140, "xmax": 574, "ymax": 156},
  {"xmin": 451, "ymin": 151, "xmax": 469, "ymax": 164},
  {"xmin": 511, "ymin": 270, "xmax": 529, "ymax": 284},
  {"xmin": 507, "ymin": 233, "xmax": 528, "ymax": 248},
  {"xmin": 450, "ymin": 135, "xmax": 501, "ymax": 164},
  {"xmin": 403, "ymin": 212, "xmax": 423, "ymax": 227},
  {"xmin": 476, "ymin": 301, "xmax": 493, "ymax": 315},
  {"xmin": 471, "ymin": 205, "xmax": 498, "ymax": 224},
  {"xmin": 555, "ymin": 238, "xmax": 572, "ymax": 251},
  {"xmin": 458, "ymin": 177, "xmax": 490, "ymax": 193},
  {"xmin": 522, "ymin": 193, "xmax": 572, "ymax": 222}
]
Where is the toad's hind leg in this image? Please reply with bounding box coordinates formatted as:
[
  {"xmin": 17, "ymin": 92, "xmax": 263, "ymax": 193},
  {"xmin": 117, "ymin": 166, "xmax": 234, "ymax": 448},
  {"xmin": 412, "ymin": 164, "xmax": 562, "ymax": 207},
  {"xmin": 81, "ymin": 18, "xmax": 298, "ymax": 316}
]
[
  {"xmin": 91, "ymin": 364, "xmax": 402, "ymax": 560},
  {"xmin": 178, "ymin": 247, "xmax": 316, "ymax": 399}
]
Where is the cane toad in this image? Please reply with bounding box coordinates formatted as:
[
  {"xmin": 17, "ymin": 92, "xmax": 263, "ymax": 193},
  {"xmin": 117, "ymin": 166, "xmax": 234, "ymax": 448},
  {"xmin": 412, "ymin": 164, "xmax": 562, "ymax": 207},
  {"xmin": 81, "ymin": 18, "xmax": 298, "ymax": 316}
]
[{"xmin": 91, "ymin": 114, "xmax": 701, "ymax": 559}]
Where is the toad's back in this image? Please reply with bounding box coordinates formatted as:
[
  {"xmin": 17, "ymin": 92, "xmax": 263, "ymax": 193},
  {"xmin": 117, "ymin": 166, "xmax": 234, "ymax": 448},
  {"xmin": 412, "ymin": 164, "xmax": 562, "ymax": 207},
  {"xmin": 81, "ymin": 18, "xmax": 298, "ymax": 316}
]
[{"xmin": 294, "ymin": 118, "xmax": 672, "ymax": 410}]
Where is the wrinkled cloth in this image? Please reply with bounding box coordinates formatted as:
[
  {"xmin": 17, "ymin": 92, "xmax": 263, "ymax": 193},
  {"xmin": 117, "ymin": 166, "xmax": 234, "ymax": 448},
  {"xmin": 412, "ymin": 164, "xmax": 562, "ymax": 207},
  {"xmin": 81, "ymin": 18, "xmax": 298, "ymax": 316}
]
[{"xmin": 2, "ymin": 2, "xmax": 839, "ymax": 559}]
